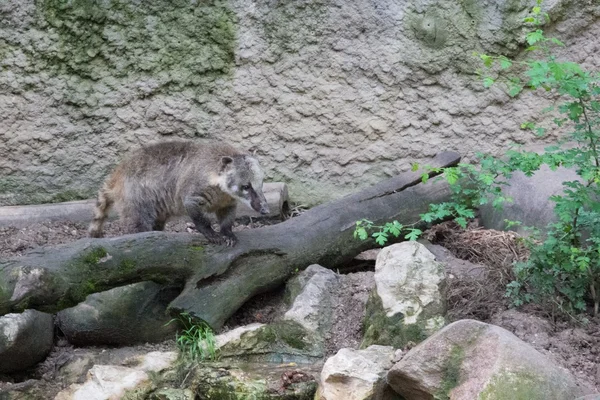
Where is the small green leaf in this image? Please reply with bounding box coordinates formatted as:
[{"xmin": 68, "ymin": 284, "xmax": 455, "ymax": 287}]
[
  {"xmin": 526, "ymin": 30, "xmax": 544, "ymax": 45},
  {"xmin": 483, "ymin": 77, "xmax": 495, "ymax": 88},
  {"xmin": 404, "ymin": 229, "xmax": 422, "ymax": 241},
  {"xmin": 480, "ymin": 54, "xmax": 493, "ymax": 68},
  {"xmin": 499, "ymin": 57, "xmax": 512, "ymax": 69}
]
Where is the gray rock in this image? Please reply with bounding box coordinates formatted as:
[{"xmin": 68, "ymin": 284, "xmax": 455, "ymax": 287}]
[
  {"xmin": 283, "ymin": 264, "xmax": 340, "ymax": 337},
  {"xmin": 0, "ymin": 0, "xmax": 595, "ymax": 207},
  {"xmin": 479, "ymin": 163, "xmax": 581, "ymax": 234},
  {"xmin": 317, "ymin": 345, "xmax": 395, "ymax": 400},
  {"xmin": 57, "ymin": 281, "xmax": 179, "ymax": 346},
  {"xmin": 0, "ymin": 309, "xmax": 53, "ymax": 373},
  {"xmin": 362, "ymin": 242, "xmax": 446, "ymax": 349},
  {"xmin": 387, "ymin": 319, "xmax": 584, "ymax": 400}
]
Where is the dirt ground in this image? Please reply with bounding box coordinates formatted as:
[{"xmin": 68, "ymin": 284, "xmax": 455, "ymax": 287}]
[{"xmin": 0, "ymin": 218, "xmax": 599, "ymax": 396}]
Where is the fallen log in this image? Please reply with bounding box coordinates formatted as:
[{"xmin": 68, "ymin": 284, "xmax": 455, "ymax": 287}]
[{"xmin": 0, "ymin": 152, "xmax": 460, "ymax": 329}]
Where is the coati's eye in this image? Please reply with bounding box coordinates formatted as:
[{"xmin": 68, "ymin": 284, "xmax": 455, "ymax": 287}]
[{"xmin": 241, "ymin": 184, "xmax": 251, "ymax": 191}]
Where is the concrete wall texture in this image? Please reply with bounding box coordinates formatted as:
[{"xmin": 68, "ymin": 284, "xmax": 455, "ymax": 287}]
[{"xmin": 0, "ymin": 0, "xmax": 599, "ymax": 206}]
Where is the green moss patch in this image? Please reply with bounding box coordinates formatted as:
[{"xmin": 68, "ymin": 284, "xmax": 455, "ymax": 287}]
[
  {"xmin": 37, "ymin": 0, "xmax": 236, "ymax": 83},
  {"xmin": 436, "ymin": 345, "xmax": 465, "ymax": 400},
  {"xmin": 58, "ymin": 247, "xmax": 140, "ymax": 308},
  {"xmin": 479, "ymin": 371, "xmax": 543, "ymax": 400}
]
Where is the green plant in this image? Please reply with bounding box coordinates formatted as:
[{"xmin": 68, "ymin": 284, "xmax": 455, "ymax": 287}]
[
  {"xmin": 475, "ymin": 0, "xmax": 600, "ymax": 316},
  {"xmin": 167, "ymin": 312, "xmax": 219, "ymax": 361},
  {"xmin": 355, "ymin": 0, "xmax": 600, "ymax": 316},
  {"xmin": 354, "ymin": 219, "xmax": 423, "ymax": 246}
]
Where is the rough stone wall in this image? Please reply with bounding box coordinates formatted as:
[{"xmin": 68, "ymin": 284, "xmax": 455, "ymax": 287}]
[{"xmin": 0, "ymin": 0, "xmax": 599, "ymax": 206}]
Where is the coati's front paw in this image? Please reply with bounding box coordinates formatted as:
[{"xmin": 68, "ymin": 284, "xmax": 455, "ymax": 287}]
[
  {"xmin": 203, "ymin": 230, "xmax": 226, "ymax": 245},
  {"xmin": 222, "ymin": 232, "xmax": 238, "ymax": 247}
]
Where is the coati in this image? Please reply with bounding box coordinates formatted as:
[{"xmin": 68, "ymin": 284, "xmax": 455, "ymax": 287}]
[{"xmin": 88, "ymin": 140, "xmax": 270, "ymax": 246}]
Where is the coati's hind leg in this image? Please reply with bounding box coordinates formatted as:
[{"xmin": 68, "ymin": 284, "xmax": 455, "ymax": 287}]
[
  {"xmin": 216, "ymin": 204, "xmax": 237, "ymax": 247},
  {"xmin": 184, "ymin": 196, "xmax": 225, "ymax": 245},
  {"xmin": 152, "ymin": 217, "xmax": 167, "ymax": 231},
  {"xmin": 122, "ymin": 202, "xmax": 156, "ymax": 234},
  {"xmin": 89, "ymin": 189, "xmax": 113, "ymax": 238}
]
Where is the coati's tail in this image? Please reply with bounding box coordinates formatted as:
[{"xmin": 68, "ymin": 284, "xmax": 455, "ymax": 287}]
[{"xmin": 88, "ymin": 187, "xmax": 113, "ymax": 238}]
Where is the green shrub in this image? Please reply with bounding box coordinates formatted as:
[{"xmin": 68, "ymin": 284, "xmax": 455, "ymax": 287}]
[{"xmin": 356, "ymin": 0, "xmax": 600, "ymax": 317}]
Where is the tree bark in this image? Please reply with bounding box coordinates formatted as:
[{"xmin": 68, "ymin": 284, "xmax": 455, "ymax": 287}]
[{"xmin": 0, "ymin": 152, "xmax": 460, "ymax": 329}]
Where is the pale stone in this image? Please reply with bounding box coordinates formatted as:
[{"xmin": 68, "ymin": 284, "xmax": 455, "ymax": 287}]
[
  {"xmin": 375, "ymin": 242, "xmax": 445, "ymax": 327},
  {"xmin": 317, "ymin": 345, "xmax": 395, "ymax": 400},
  {"xmin": 216, "ymin": 323, "xmax": 265, "ymax": 348}
]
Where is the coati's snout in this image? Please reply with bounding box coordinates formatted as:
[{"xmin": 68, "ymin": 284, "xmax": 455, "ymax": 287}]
[
  {"xmin": 221, "ymin": 154, "xmax": 270, "ymax": 215},
  {"xmin": 250, "ymin": 187, "xmax": 270, "ymax": 215}
]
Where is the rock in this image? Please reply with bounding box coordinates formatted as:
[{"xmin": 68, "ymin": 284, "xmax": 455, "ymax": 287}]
[
  {"xmin": 479, "ymin": 144, "xmax": 582, "ymax": 234},
  {"xmin": 317, "ymin": 345, "xmax": 395, "ymax": 400},
  {"xmin": 362, "ymin": 242, "xmax": 446, "ymax": 349},
  {"xmin": 55, "ymin": 351, "xmax": 177, "ymax": 400},
  {"xmin": 57, "ymin": 281, "xmax": 179, "ymax": 346},
  {"xmin": 387, "ymin": 319, "xmax": 584, "ymax": 400},
  {"xmin": 283, "ymin": 264, "xmax": 340, "ymax": 337},
  {"xmin": 0, "ymin": 309, "xmax": 53, "ymax": 373},
  {"xmin": 189, "ymin": 361, "xmax": 318, "ymax": 400},
  {"xmin": 219, "ymin": 320, "xmax": 324, "ymax": 364}
]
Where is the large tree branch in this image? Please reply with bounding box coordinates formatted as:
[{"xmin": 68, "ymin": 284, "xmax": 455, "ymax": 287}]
[{"xmin": 0, "ymin": 152, "xmax": 460, "ymax": 329}]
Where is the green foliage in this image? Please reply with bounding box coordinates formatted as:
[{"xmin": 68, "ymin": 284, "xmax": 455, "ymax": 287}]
[
  {"xmin": 167, "ymin": 312, "xmax": 219, "ymax": 362},
  {"xmin": 474, "ymin": 1, "xmax": 600, "ymax": 316},
  {"xmin": 354, "ymin": 219, "xmax": 422, "ymax": 246},
  {"xmin": 355, "ymin": 0, "xmax": 600, "ymax": 316}
]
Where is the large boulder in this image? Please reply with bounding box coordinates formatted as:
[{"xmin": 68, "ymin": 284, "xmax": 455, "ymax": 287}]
[
  {"xmin": 387, "ymin": 319, "xmax": 584, "ymax": 400},
  {"xmin": 57, "ymin": 281, "xmax": 179, "ymax": 346},
  {"xmin": 316, "ymin": 345, "xmax": 396, "ymax": 400},
  {"xmin": 283, "ymin": 264, "xmax": 340, "ymax": 337},
  {"xmin": 0, "ymin": 309, "xmax": 53, "ymax": 373},
  {"xmin": 362, "ymin": 242, "xmax": 446, "ymax": 349}
]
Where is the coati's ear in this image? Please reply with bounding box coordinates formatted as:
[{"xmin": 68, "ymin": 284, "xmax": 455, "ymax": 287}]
[{"xmin": 220, "ymin": 156, "xmax": 233, "ymax": 172}]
